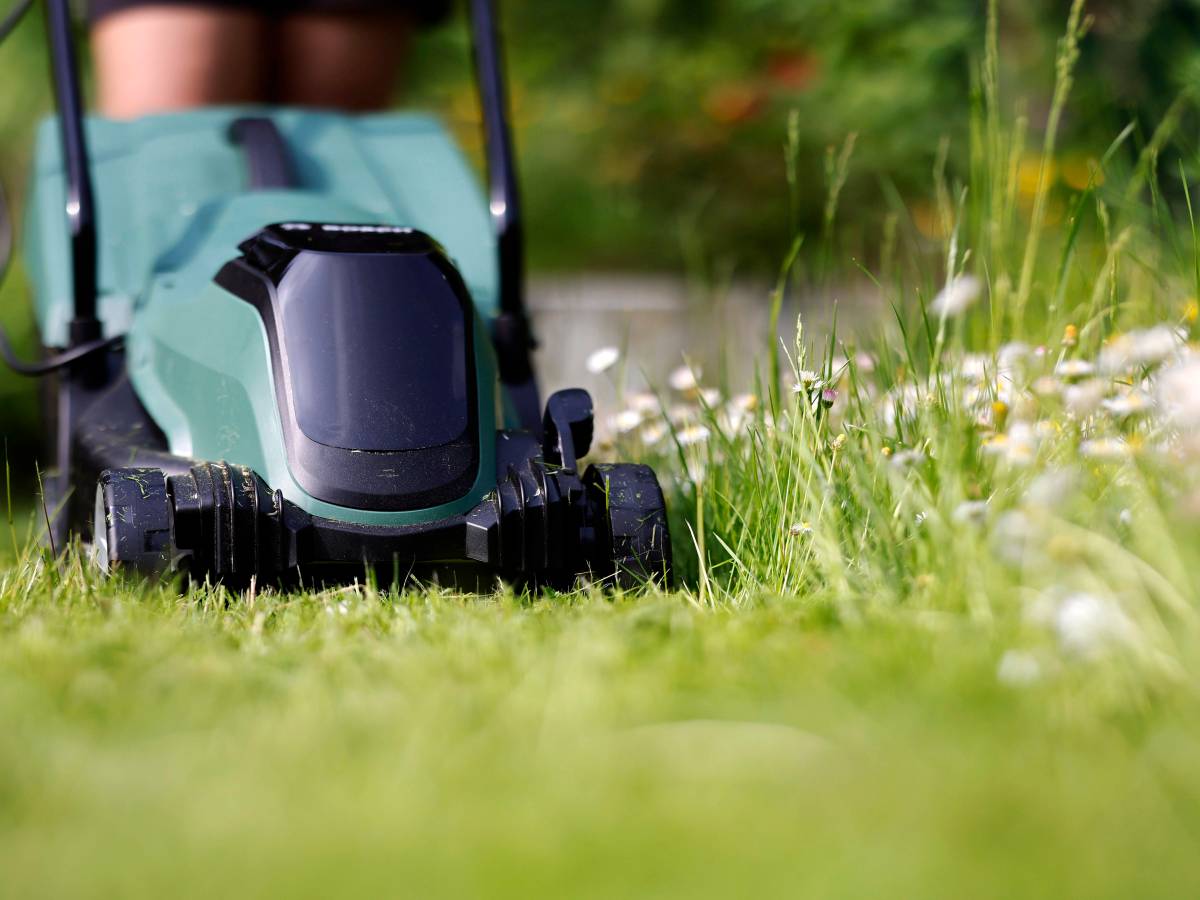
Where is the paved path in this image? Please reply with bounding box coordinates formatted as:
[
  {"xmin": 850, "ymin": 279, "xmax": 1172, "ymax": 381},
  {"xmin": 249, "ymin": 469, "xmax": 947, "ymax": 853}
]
[{"xmin": 528, "ymin": 273, "xmax": 879, "ymax": 418}]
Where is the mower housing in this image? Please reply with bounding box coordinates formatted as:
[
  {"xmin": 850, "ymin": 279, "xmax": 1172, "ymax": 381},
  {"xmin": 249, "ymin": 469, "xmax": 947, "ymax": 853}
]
[{"xmin": 16, "ymin": 0, "xmax": 672, "ymax": 590}]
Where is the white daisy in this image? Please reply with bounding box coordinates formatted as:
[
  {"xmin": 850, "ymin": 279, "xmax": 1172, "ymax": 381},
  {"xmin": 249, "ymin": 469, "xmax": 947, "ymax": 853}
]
[
  {"xmin": 1099, "ymin": 325, "xmax": 1181, "ymax": 374},
  {"xmin": 952, "ymin": 500, "xmax": 989, "ymax": 526},
  {"xmin": 1063, "ymin": 379, "xmax": 1106, "ymax": 417},
  {"xmin": 668, "ymin": 365, "xmax": 699, "ymax": 392},
  {"xmin": 1101, "ymin": 391, "xmax": 1152, "ymax": 419},
  {"xmin": 1054, "ymin": 592, "xmax": 1137, "ymax": 659},
  {"xmin": 996, "ymin": 650, "xmax": 1042, "ymax": 687},
  {"xmin": 610, "ymin": 409, "xmax": 643, "ymax": 433},
  {"xmin": 930, "ymin": 274, "xmax": 983, "ymax": 318},
  {"xmin": 1157, "ymin": 360, "xmax": 1200, "ymax": 428},
  {"xmin": 1079, "ymin": 437, "xmax": 1132, "ymax": 461},
  {"xmin": 625, "ymin": 391, "xmax": 660, "ymax": 414},
  {"xmin": 585, "ymin": 346, "xmax": 620, "ymax": 374},
  {"xmin": 676, "ymin": 424, "xmax": 711, "ymax": 446},
  {"xmin": 1056, "ymin": 359, "xmax": 1096, "ymax": 380},
  {"xmin": 641, "ymin": 422, "xmax": 669, "ymax": 445}
]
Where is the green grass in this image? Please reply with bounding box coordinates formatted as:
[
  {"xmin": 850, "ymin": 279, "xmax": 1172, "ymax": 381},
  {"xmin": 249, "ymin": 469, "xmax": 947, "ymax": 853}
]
[
  {"xmin": 4, "ymin": 580, "xmax": 1200, "ymax": 898},
  {"xmin": 5, "ymin": 6, "xmax": 1200, "ymax": 896}
]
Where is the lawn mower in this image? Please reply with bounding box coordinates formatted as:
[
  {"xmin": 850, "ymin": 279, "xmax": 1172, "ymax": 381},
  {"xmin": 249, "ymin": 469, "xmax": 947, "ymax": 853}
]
[{"xmin": 0, "ymin": 0, "xmax": 672, "ymax": 589}]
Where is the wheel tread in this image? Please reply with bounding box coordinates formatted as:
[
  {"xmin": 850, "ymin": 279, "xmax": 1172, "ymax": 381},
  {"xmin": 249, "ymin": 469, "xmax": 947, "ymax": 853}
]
[{"xmin": 584, "ymin": 463, "xmax": 673, "ymax": 588}]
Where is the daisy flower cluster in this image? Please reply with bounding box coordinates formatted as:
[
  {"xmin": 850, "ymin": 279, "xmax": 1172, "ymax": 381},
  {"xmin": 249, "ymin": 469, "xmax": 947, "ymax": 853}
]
[
  {"xmin": 581, "ymin": 296, "xmax": 1199, "ymax": 681},
  {"xmin": 585, "ymin": 344, "xmax": 763, "ymax": 483}
]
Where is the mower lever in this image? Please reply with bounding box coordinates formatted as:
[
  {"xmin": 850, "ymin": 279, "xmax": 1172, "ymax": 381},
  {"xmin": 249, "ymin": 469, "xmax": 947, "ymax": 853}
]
[
  {"xmin": 542, "ymin": 389, "xmax": 593, "ymax": 472},
  {"xmin": 229, "ymin": 117, "xmax": 298, "ymax": 190}
]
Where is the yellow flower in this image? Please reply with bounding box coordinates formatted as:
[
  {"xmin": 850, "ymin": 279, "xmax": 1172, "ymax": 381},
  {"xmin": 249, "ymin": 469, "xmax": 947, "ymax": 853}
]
[
  {"xmin": 1184, "ymin": 299, "xmax": 1199, "ymax": 325},
  {"xmin": 1060, "ymin": 154, "xmax": 1104, "ymax": 191},
  {"xmin": 909, "ymin": 201, "xmax": 948, "ymax": 240},
  {"xmin": 1061, "ymin": 323, "xmax": 1078, "ymax": 348},
  {"xmin": 992, "ymin": 400, "xmax": 1009, "ymax": 430},
  {"xmin": 1017, "ymin": 153, "xmax": 1058, "ymax": 199},
  {"xmin": 981, "ymin": 433, "xmax": 1008, "ymax": 451}
]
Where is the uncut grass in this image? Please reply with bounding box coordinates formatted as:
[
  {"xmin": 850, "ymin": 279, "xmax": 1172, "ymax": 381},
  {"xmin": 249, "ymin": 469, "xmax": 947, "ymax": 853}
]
[
  {"xmin": 618, "ymin": 0, "xmax": 1200, "ymax": 672},
  {"xmin": 5, "ymin": 2, "xmax": 1200, "ymax": 895}
]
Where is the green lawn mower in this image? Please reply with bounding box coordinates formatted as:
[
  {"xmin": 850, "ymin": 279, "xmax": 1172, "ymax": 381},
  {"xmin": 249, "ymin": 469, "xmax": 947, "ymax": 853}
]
[{"xmin": 0, "ymin": 0, "xmax": 672, "ymax": 590}]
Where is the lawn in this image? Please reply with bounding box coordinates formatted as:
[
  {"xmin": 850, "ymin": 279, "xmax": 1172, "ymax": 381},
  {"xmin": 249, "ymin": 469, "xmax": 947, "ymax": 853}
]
[
  {"xmin": 5, "ymin": 580, "xmax": 1200, "ymax": 898},
  {"xmin": 4, "ymin": 2, "xmax": 1200, "ymax": 896}
]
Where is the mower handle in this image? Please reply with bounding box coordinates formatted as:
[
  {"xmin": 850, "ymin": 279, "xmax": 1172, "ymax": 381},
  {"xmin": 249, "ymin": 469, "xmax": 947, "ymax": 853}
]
[
  {"xmin": 469, "ymin": 0, "xmax": 522, "ymax": 322},
  {"xmin": 469, "ymin": 0, "xmax": 542, "ymax": 432},
  {"xmin": 45, "ymin": 0, "xmax": 101, "ymax": 346}
]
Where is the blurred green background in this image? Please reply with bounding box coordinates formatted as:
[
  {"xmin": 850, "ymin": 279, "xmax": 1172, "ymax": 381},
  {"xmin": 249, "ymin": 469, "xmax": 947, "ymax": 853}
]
[
  {"xmin": 407, "ymin": 0, "xmax": 1200, "ymax": 271},
  {"xmin": 2, "ymin": 0, "xmax": 1200, "ymax": 463}
]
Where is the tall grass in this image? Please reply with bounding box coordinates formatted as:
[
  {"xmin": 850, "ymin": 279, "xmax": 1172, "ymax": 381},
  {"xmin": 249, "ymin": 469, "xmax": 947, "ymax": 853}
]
[{"xmin": 608, "ymin": 2, "xmax": 1200, "ymax": 707}]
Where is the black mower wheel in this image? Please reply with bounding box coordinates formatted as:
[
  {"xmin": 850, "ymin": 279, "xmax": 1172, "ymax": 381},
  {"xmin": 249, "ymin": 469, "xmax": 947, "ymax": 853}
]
[
  {"xmin": 92, "ymin": 468, "xmax": 174, "ymax": 576},
  {"xmin": 584, "ymin": 463, "xmax": 673, "ymax": 589}
]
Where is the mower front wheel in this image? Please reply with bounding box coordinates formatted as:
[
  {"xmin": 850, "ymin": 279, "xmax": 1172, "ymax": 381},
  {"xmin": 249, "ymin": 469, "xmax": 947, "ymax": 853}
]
[
  {"xmin": 91, "ymin": 468, "xmax": 175, "ymax": 576},
  {"xmin": 584, "ymin": 463, "xmax": 673, "ymax": 589}
]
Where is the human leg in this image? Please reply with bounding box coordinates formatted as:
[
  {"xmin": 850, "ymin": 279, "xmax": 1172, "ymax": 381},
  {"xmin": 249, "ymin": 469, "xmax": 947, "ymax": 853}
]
[{"xmin": 90, "ymin": 4, "xmax": 267, "ymax": 119}]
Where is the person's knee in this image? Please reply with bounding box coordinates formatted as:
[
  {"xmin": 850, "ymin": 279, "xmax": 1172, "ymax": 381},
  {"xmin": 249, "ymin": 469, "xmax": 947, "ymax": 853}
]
[
  {"xmin": 276, "ymin": 12, "xmax": 412, "ymax": 110},
  {"xmin": 91, "ymin": 6, "xmax": 266, "ymax": 119}
]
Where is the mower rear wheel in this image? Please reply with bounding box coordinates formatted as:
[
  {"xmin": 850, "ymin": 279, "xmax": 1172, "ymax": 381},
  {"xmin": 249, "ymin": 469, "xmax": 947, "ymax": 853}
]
[
  {"xmin": 584, "ymin": 463, "xmax": 673, "ymax": 589},
  {"xmin": 92, "ymin": 468, "xmax": 174, "ymax": 576}
]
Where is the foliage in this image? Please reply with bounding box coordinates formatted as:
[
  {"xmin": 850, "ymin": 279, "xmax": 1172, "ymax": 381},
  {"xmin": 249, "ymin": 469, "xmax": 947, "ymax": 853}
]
[{"xmin": 411, "ymin": 0, "xmax": 1200, "ymax": 270}]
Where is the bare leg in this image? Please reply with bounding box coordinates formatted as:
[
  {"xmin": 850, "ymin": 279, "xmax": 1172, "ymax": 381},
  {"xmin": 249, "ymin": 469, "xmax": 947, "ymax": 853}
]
[
  {"xmin": 91, "ymin": 6, "xmax": 267, "ymax": 119},
  {"xmin": 275, "ymin": 12, "xmax": 412, "ymax": 111}
]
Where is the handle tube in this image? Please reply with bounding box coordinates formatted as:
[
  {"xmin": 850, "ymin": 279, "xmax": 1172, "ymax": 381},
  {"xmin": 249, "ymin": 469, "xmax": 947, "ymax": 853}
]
[
  {"xmin": 46, "ymin": 0, "xmax": 98, "ymax": 332},
  {"xmin": 469, "ymin": 0, "xmax": 540, "ymax": 432},
  {"xmin": 468, "ymin": 0, "xmax": 523, "ymax": 320}
]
